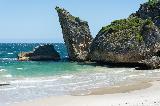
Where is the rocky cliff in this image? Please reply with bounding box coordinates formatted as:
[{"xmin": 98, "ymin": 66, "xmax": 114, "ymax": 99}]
[
  {"xmin": 55, "ymin": 7, "xmax": 93, "ymax": 61},
  {"xmin": 133, "ymin": 0, "xmax": 160, "ymax": 27},
  {"xmin": 89, "ymin": 17, "xmax": 160, "ymax": 69},
  {"xmin": 18, "ymin": 44, "xmax": 60, "ymax": 61}
]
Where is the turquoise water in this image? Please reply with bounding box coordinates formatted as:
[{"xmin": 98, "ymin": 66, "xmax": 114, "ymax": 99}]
[
  {"xmin": 0, "ymin": 43, "xmax": 70, "ymax": 79},
  {"xmin": 0, "ymin": 43, "xmax": 68, "ymax": 59},
  {"xmin": 0, "ymin": 43, "xmax": 160, "ymax": 106},
  {"xmin": 1, "ymin": 61, "xmax": 86, "ymax": 78}
]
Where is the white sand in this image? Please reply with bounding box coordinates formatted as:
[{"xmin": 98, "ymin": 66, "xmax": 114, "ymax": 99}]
[{"xmin": 10, "ymin": 80, "xmax": 160, "ymax": 106}]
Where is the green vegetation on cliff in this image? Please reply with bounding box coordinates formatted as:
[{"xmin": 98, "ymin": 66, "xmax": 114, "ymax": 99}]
[
  {"xmin": 99, "ymin": 17, "xmax": 154, "ymax": 43},
  {"xmin": 100, "ymin": 17, "xmax": 152, "ymax": 33},
  {"xmin": 148, "ymin": 0, "xmax": 159, "ymax": 6},
  {"xmin": 134, "ymin": 0, "xmax": 160, "ymax": 28}
]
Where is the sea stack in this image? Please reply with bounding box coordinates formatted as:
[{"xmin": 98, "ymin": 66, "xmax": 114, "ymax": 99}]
[
  {"xmin": 55, "ymin": 6, "xmax": 93, "ymax": 61},
  {"xmin": 18, "ymin": 44, "xmax": 60, "ymax": 61},
  {"xmin": 89, "ymin": 17, "xmax": 160, "ymax": 69}
]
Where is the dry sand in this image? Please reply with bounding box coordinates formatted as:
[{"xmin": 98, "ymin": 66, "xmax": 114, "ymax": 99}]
[{"xmin": 10, "ymin": 79, "xmax": 160, "ymax": 106}]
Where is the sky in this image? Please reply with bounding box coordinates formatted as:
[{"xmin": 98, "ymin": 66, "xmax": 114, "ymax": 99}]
[{"xmin": 0, "ymin": 0, "xmax": 147, "ymax": 43}]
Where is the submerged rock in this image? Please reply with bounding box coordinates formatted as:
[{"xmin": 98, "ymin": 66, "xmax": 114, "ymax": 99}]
[
  {"xmin": 55, "ymin": 7, "xmax": 93, "ymax": 61},
  {"xmin": 89, "ymin": 17, "xmax": 160, "ymax": 69},
  {"xmin": 134, "ymin": 0, "xmax": 160, "ymax": 27},
  {"xmin": 0, "ymin": 83, "xmax": 10, "ymax": 86},
  {"xmin": 18, "ymin": 44, "xmax": 60, "ymax": 61}
]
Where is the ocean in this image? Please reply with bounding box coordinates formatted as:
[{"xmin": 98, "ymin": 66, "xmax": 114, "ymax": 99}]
[{"xmin": 0, "ymin": 43, "xmax": 160, "ymax": 106}]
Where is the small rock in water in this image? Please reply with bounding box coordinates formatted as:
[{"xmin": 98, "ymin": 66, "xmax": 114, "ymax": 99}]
[
  {"xmin": 0, "ymin": 83, "xmax": 10, "ymax": 86},
  {"xmin": 18, "ymin": 44, "xmax": 60, "ymax": 61}
]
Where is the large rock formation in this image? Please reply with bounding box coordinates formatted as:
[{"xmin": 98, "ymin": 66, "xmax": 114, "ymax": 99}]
[
  {"xmin": 89, "ymin": 17, "xmax": 160, "ymax": 69},
  {"xmin": 133, "ymin": 0, "xmax": 160, "ymax": 27},
  {"xmin": 18, "ymin": 44, "xmax": 60, "ymax": 61},
  {"xmin": 55, "ymin": 7, "xmax": 93, "ymax": 61}
]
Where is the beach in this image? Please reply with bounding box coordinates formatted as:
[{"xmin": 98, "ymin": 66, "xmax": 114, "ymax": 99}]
[
  {"xmin": 1, "ymin": 43, "xmax": 160, "ymax": 106},
  {"xmin": 1, "ymin": 0, "xmax": 160, "ymax": 106},
  {"xmin": 10, "ymin": 79, "xmax": 160, "ymax": 106}
]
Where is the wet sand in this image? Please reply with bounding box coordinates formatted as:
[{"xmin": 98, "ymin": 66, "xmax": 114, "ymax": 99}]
[{"xmin": 89, "ymin": 79, "xmax": 152, "ymax": 95}]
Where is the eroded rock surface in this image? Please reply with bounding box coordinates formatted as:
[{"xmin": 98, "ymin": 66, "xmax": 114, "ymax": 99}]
[
  {"xmin": 138, "ymin": 56, "xmax": 160, "ymax": 70},
  {"xmin": 56, "ymin": 7, "xmax": 93, "ymax": 61}
]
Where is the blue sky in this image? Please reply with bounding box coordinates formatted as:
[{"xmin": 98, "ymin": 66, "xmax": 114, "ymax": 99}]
[{"xmin": 0, "ymin": 0, "xmax": 147, "ymax": 43}]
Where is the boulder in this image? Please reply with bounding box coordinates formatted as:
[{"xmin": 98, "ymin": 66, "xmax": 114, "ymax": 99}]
[
  {"xmin": 18, "ymin": 44, "xmax": 60, "ymax": 61},
  {"xmin": 55, "ymin": 7, "xmax": 93, "ymax": 61},
  {"xmin": 89, "ymin": 17, "xmax": 160, "ymax": 69}
]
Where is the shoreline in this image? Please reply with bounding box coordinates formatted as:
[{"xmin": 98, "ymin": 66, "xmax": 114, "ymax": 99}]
[
  {"xmin": 10, "ymin": 78, "xmax": 160, "ymax": 106},
  {"xmin": 70, "ymin": 78, "xmax": 153, "ymax": 96},
  {"xmin": 89, "ymin": 79, "xmax": 152, "ymax": 95}
]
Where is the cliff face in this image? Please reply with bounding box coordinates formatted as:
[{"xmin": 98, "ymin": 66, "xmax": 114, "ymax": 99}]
[
  {"xmin": 54, "ymin": 1, "xmax": 160, "ymax": 69},
  {"xmin": 89, "ymin": 17, "xmax": 160, "ymax": 69},
  {"xmin": 55, "ymin": 7, "xmax": 93, "ymax": 61},
  {"xmin": 134, "ymin": 1, "xmax": 160, "ymax": 27}
]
